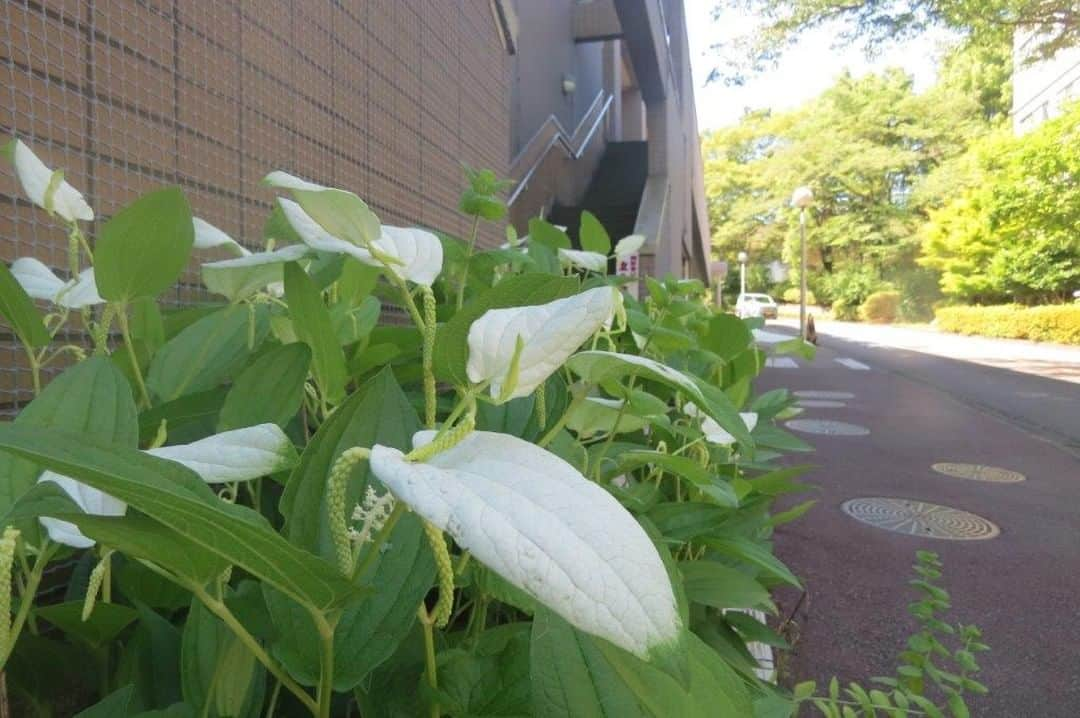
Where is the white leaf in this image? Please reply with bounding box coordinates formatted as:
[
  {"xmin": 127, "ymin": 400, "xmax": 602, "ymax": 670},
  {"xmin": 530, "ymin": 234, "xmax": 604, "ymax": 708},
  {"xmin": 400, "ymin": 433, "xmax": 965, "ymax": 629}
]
[
  {"xmin": 558, "ymin": 248, "xmax": 608, "ymax": 272},
  {"xmin": 369, "ymin": 430, "xmax": 681, "ymax": 659},
  {"xmin": 56, "ymin": 268, "xmax": 105, "ymax": 309},
  {"xmin": 278, "ymin": 198, "xmax": 375, "ymax": 264},
  {"xmin": 262, "ymin": 170, "xmax": 329, "ymax": 192},
  {"xmin": 373, "ymin": 226, "xmax": 444, "ymax": 286},
  {"xmin": 10, "ymin": 257, "xmax": 65, "ymax": 301},
  {"xmin": 37, "ymin": 472, "xmax": 126, "ymax": 548},
  {"xmin": 9, "ymin": 258, "xmax": 103, "ymax": 308},
  {"xmin": 614, "ymin": 234, "xmax": 645, "ymax": 258},
  {"xmin": 685, "ymin": 404, "xmax": 758, "ymax": 446},
  {"xmin": 466, "ymin": 287, "xmax": 617, "ymax": 401},
  {"xmin": 8, "ymin": 140, "xmax": 94, "ymax": 222},
  {"xmin": 201, "ymin": 243, "xmax": 311, "ymax": 300},
  {"xmin": 193, "ymin": 217, "xmax": 250, "ymax": 256},
  {"xmin": 147, "ymin": 423, "xmax": 298, "ymax": 484}
]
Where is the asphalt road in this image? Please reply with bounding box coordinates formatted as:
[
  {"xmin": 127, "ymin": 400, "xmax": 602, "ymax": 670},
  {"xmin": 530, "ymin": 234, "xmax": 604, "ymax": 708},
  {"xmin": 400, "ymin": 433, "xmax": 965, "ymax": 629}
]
[{"xmin": 756, "ymin": 323, "xmax": 1080, "ymax": 716}]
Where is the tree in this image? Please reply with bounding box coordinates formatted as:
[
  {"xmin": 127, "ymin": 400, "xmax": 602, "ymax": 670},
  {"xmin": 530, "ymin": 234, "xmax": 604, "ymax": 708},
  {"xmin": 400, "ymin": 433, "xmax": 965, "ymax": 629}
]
[
  {"xmin": 712, "ymin": 0, "xmax": 1074, "ymax": 84},
  {"xmin": 919, "ymin": 102, "xmax": 1080, "ymax": 303}
]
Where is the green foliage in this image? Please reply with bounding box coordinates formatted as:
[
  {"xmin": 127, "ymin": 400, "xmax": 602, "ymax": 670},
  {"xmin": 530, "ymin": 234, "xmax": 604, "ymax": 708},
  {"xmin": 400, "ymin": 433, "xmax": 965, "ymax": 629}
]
[
  {"xmin": 796, "ymin": 551, "xmax": 990, "ymax": 717},
  {"xmin": 859, "ymin": 290, "xmax": 901, "ymax": 323},
  {"xmin": 935, "ymin": 304, "xmax": 1080, "ymax": 344},
  {"xmin": 817, "ymin": 267, "xmax": 889, "ymax": 321},
  {"xmin": 0, "ymin": 159, "xmax": 977, "ymax": 718},
  {"xmin": 920, "ymin": 103, "xmax": 1080, "ymax": 304},
  {"xmin": 780, "ymin": 287, "xmax": 815, "ymax": 305}
]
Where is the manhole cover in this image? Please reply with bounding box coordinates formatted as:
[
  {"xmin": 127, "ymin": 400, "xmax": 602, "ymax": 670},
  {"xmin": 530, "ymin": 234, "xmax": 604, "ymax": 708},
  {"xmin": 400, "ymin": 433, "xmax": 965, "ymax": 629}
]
[
  {"xmin": 931, "ymin": 463, "xmax": 1026, "ymax": 483},
  {"xmin": 842, "ymin": 498, "xmax": 1000, "ymax": 540},
  {"xmin": 794, "ymin": 390, "xmax": 855, "ymax": 399},
  {"xmin": 786, "ymin": 419, "xmax": 869, "ymax": 436},
  {"xmin": 797, "ymin": 399, "xmax": 846, "ymax": 408}
]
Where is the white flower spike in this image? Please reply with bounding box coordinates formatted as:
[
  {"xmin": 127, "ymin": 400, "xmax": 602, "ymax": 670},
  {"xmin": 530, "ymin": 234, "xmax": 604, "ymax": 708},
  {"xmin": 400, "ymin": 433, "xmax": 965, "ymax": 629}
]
[
  {"xmin": 369, "ymin": 430, "xmax": 682, "ymax": 659},
  {"xmin": 4, "ymin": 139, "xmax": 93, "ymax": 222},
  {"xmin": 685, "ymin": 403, "xmax": 758, "ymax": 446},
  {"xmin": 9, "ymin": 258, "xmax": 104, "ymax": 309},
  {"xmin": 466, "ymin": 287, "xmax": 618, "ymax": 401},
  {"xmin": 37, "ymin": 424, "xmax": 297, "ymax": 547}
]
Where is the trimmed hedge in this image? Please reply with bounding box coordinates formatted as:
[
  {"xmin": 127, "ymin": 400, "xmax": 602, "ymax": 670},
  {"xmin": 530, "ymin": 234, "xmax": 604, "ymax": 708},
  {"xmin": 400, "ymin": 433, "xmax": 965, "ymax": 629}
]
[
  {"xmin": 860, "ymin": 290, "xmax": 901, "ymax": 324},
  {"xmin": 935, "ymin": 304, "xmax": 1080, "ymax": 345}
]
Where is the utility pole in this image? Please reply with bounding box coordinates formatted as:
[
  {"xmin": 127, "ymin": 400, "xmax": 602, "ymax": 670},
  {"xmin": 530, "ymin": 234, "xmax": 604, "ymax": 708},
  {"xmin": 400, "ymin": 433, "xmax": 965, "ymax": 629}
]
[{"xmin": 791, "ymin": 186, "xmax": 813, "ymax": 340}]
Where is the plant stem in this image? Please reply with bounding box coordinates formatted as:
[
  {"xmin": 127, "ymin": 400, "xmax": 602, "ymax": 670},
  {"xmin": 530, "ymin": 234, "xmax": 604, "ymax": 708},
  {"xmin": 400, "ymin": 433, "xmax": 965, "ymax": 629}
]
[
  {"xmin": 456, "ymin": 214, "xmax": 481, "ymax": 309},
  {"xmin": 189, "ymin": 583, "xmax": 317, "ymax": 715},
  {"xmin": 20, "ymin": 342, "xmax": 41, "ymax": 396},
  {"xmin": 116, "ymin": 307, "xmax": 151, "ymax": 408},
  {"xmin": 316, "ymin": 618, "xmax": 335, "ymax": 718},
  {"xmin": 537, "ymin": 387, "xmax": 590, "ymax": 447},
  {"xmin": 418, "ymin": 605, "xmax": 440, "ymax": 718},
  {"xmin": 0, "ymin": 542, "xmax": 56, "ymax": 670}
]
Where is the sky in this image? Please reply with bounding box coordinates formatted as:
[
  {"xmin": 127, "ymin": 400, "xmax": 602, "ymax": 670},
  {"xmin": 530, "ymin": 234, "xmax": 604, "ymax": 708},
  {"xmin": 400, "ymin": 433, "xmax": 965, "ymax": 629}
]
[{"xmin": 685, "ymin": 1, "xmax": 956, "ymax": 130}]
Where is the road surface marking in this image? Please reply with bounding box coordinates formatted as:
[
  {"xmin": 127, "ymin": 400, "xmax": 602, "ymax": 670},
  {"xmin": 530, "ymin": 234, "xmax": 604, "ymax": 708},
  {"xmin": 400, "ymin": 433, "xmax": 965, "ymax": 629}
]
[
  {"xmin": 841, "ymin": 498, "xmax": 1000, "ymax": 540},
  {"xmin": 931, "ymin": 463, "xmax": 1026, "ymax": 483},
  {"xmin": 753, "ymin": 329, "xmax": 791, "ymax": 344},
  {"xmin": 786, "ymin": 419, "xmax": 869, "ymax": 436},
  {"xmin": 835, "ymin": 357, "xmax": 870, "ymax": 371},
  {"xmin": 795, "ymin": 390, "xmax": 855, "ymax": 399},
  {"xmin": 797, "ymin": 399, "xmax": 846, "ymax": 408},
  {"xmin": 765, "ymin": 357, "xmax": 798, "ymax": 369}
]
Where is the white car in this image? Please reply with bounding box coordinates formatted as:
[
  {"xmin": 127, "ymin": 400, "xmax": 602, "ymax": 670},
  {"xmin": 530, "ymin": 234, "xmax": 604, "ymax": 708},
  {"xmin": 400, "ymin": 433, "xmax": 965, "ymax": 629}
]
[{"xmin": 735, "ymin": 293, "xmax": 778, "ymax": 319}]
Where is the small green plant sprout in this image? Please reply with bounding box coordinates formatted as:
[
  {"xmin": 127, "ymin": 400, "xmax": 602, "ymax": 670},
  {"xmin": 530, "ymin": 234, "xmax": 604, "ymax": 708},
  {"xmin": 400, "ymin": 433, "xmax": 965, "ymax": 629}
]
[{"xmin": 794, "ymin": 551, "xmax": 990, "ymax": 717}]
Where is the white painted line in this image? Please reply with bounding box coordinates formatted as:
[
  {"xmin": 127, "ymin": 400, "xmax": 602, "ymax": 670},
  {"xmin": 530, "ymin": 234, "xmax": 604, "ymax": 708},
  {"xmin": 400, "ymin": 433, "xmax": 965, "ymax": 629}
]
[
  {"xmin": 835, "ymin": 357, "xmax": 870, "ymax": 371},
  {"xmin": 765, "ymin": 357, "xmax": 798, "ymax": 369},
  {"xmin": 753, "ymin": 329, "xmax": 791, "ymax": 344}
]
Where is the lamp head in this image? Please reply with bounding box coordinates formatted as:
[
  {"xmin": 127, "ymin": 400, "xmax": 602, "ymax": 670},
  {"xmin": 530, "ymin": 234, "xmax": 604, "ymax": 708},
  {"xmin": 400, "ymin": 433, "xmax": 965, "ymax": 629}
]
[
  {"xmin": 737, "ymin": 251, "xmax": 748, "ymax": 264},
  {"xmin": 791, "ymin": 186, "xmax": 813, "ymax": 208}
]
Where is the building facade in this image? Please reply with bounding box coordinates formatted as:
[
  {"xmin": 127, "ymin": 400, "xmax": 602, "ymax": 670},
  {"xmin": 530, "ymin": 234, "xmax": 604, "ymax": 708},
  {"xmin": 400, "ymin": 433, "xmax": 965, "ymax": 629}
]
[
  {"xmin": 0, "ymin": 0, "xmax": 709, "ymax": 407},
  {"xmin": 1012, "ymin": 29, "xmax": 1080, "ymax": 134}
]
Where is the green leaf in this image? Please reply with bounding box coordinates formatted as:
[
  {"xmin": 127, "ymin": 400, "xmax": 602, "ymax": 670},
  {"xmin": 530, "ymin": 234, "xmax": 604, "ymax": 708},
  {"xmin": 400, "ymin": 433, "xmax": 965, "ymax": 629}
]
[
  {"xmin": 0, "ymin": 357, "xmax": 137, "ymax": 537},
  {"xmin": 274, "ymin": 369, "xmax": 434, "ymax": 689},
  {"xmin": 602, "ymin": 451, "xmax": 738, "ymax": 507},
  {"xmin": 753, "ymin": 423, "xmax": 814, "ymax": 453},
  {"xmin": 181, "ymin": 595, "xmax": 265, "ymax": 718},
  {"xmin": 218, "ymin": 343, "xmax": 311, "ymax": 431},
  {"xmin": 703, "ymin": 537, "xmax": 801, "ymax": 588},
  {"xmin": 530, "ymin": 611, "xmax": 751, "ymax": 717},
  {"xmin": 767, "ymin": 499, "xmax": 817, "ymax": 527},
  {"xmin": 579, "ymin": 211, "xmax": 612, "ymax": 254},
  {"xmin": 147, "ymin": 305, "xmax": 270, "ymax": 402},
  {"xmin": 75, "ymin": 685, "xmax": 138, "ymax": 718},
  {"xmin": 95, "ymin": 187, "xmax": 194, "ymax": 301},
  {"xmin": 293, "ymin": 188, "xmax": 381, "ymax": 247},
  {"xmin": 702, "ymin": 314, "xmax": 752, "ymax": 361},
  {"xmin": 0, "ymin": 260, "xmax": 49, "ymax": 347},
  {"xmin": 565, "ymin": 351, "xmax": 754, "ymax": 452},
  {"xmin": 774, "ymin": 338, "xmax": 816, "ymax": 360},
  {"xmin": 679, "ymin": 561, "xmax": 774, "ymax": 611},
  {"xmin": 284, "ymin": 262, "xmax": 348, "ymax": 403},
  {"xmin": 0, "ymin": 425, "xmax": 360, "ymax": 613},
  {"xmin": 724, "ymin": 611, "xmax": 789, "ymax": 648},
  {"xmin": 528, "ymin": 218, "xmax": 572, "ymax": 250},
  {"xmin": 433, "ymin": 273, "xmax": 579, "ymax": 386},
  {"xmin": 130, "ymin": 297, "xmax": 166, "ymax": 355},
  {"xmin": 138, "ymin": 390, "xmax": 226, "ymax": 446},
  {"xmin": 434, "ymin": 624, "xmax": 533, "ymax": 716},
  {"xmin": 37, "ymin": 601, "xmax": 138, "ymax": 648}
]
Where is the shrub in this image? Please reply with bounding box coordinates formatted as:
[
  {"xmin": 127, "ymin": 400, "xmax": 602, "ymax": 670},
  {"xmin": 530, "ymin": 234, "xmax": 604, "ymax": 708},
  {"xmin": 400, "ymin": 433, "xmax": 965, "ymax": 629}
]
[
  {"xmin": 859, "ymin": 290, "xmax": 901, "ymax": 323},
  {"xmin": 935, "ymin": 304, "xmax": 1080, "ymax": 344},
  {"xmin": 819, "ymin": 267, "xmax": 889, "ymax": 320},
  {"xmin": 781, "ymin": 286, "xmax": 817, "ymax": 305}
]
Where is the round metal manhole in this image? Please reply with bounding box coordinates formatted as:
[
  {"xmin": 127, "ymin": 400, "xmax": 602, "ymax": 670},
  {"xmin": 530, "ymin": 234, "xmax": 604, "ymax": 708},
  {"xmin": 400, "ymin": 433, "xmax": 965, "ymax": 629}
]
[
  {"xmin": 786, "ymin": 419, "xmax": 870, "ymax": 436},
  {"xmin": 931, "ymin": 463, "xmax": 1026, "ymax": 483},
  {"xmin": 794, "ymin": 390, "xmax": 855, "ymax": 400},
  {"xmin": 797, "ymin": 399, "xmax": 847, "ymax": 408},
  {"xmin": 842, "ymin": 498, "xmax": 1000, "ymax": 540}
]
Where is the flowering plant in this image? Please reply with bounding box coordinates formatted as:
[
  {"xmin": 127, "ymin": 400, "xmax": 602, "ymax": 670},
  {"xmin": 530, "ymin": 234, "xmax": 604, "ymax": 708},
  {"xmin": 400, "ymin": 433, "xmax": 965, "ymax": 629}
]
[{"xmin": 0, "ymin": 140, "xmax": 818, "ymax": 717}]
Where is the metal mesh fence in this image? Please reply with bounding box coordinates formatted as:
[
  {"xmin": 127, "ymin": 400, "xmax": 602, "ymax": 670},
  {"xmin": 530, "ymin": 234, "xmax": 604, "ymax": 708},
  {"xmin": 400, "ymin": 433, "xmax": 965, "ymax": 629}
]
[{"xmin": 0, "ymin": 0, "xmax": 510, "ymax": 412}]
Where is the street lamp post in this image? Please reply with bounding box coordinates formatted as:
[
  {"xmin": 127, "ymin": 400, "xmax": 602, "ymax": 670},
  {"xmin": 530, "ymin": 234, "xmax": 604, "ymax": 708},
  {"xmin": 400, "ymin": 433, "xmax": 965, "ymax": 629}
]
[
  {"xmin": 791, "ymin": 186, "xmax": 813, "ymax": 340},
  {"xmin": 737, "ymin": 250, "xmax": 748, "ymax": 297}
]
